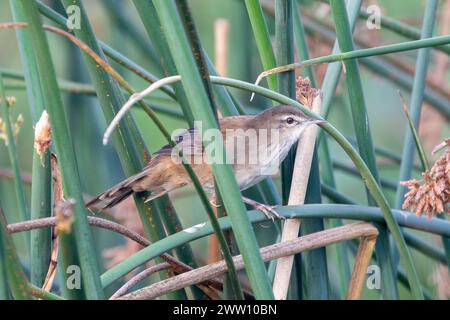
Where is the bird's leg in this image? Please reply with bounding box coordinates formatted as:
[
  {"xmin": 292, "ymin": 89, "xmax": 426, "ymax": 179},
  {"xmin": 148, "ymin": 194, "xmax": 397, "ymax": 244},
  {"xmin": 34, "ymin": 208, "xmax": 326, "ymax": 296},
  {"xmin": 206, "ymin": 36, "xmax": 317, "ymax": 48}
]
[{"xmin": 241, "ymin": 196, "xmax": 285, "ymax": 220}]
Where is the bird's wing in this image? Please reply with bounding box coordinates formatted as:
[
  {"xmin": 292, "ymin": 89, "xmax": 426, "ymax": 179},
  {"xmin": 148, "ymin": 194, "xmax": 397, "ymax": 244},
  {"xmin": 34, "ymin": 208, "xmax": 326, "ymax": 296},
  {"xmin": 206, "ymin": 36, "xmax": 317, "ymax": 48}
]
[{"xmin": 155, "ymin": 127, "xmax": 204, "ymax": 157}]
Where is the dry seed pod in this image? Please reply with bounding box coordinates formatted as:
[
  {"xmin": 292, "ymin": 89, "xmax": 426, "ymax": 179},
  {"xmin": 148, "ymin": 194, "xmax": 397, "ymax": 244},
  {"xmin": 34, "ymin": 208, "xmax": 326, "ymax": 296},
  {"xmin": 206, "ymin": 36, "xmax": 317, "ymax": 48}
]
[
  {"xmin": 295, "ymin": 77, "xmax": 320, "ymax": 107},
  {"xmin": 401, "ymin": 139, "xmax": 450, "ymax": 218},
  {"xmin": 34, "ymin": 110, "xmax": 52, "ymax": 158}
]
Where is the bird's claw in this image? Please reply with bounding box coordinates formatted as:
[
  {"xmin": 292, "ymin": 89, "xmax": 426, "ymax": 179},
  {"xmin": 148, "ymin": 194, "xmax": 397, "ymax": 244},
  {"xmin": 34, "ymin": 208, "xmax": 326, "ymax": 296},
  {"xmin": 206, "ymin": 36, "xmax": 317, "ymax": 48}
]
[{"xmin": 254, "ymin": 203, "xmax": 285, "ymax": 221}]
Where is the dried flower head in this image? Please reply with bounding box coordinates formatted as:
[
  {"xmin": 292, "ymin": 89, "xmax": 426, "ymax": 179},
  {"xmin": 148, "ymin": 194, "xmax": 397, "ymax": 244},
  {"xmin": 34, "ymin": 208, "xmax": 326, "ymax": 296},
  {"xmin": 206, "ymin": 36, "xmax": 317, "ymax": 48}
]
[
  {"xmin": 401, "ymin": 139, "xmax": 450, "ymax": 218},
  {"xmin": 295, "ymin": 76, "xmax": 320, "ymax": 107},
  {"xmin": 34, "ymin": 110, "xmax": 52, "ymax": 158},
  {"xmin": 0, "ymin": 114, "xmax": 24, "ymax": 146}
]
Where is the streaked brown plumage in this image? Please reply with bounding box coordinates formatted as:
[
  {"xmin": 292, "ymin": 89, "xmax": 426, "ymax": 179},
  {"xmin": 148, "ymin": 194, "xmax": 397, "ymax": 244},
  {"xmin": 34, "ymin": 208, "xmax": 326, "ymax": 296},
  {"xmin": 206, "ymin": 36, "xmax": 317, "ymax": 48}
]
[{"xmin": 86, "ymin": 105, "xmax": 325, "ymax": 219}]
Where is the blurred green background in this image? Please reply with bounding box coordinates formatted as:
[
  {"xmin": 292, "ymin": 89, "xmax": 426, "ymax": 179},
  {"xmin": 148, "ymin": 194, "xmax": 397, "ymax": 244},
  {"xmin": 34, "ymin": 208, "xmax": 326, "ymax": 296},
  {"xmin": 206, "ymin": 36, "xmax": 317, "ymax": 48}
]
[{"xmin": 0, "ymin": 0, "xmax": 449, "ymax": 299}]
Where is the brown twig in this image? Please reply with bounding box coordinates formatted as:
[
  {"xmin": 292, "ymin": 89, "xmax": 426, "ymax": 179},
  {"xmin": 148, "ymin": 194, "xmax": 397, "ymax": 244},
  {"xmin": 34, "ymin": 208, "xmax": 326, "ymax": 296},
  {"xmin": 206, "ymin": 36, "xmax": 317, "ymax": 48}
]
[
  {"xmin": 0, "ymin": 22, "xmax": 132, "ymax": 96},
  {"xmin": 347, "ymin": 235, "xmax": 377, "ymax": 299},
  {"xmin": 119, "ymin": 222, "xmax": 378, "ymax": 300},
  {"xmin": 6, "ymin": 216, "xmax": 222, "ymax": 291},
  {"xmin": 39, "ymin": 155, "xmax": 60, "ymax": 293},
  {"xmin": 0, "ymin": 167, "xmax": 32, "ymax": 184},
  {"xmin": 42, "ymin": 236, "xmax": 58, "ymax": 292}
]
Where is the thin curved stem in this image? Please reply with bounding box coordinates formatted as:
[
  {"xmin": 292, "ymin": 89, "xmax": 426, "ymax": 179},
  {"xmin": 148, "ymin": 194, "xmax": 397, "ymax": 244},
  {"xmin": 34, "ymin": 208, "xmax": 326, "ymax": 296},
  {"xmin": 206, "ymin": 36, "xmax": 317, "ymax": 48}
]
[
  {"xmin": 9, "ymin": 217, "xmax": 187, "ymax": 274},
  {"xmin": 102, "ymin": 75, "xmax": 181, "ymax": 145},
  {"xmin": 6, "ymin": 215, "xmax": 222, "ymax": 291},
  {"xmin": 101, "ymin": 204, "xmax": 450, "ymax": 289},
  {"xmin": 253, "ymin": 34, "xmax": 450, "ymax": 95},
  {"xmin": 119, "ymin": 222, "xmax": 378, "ymax": 300},
  {"xmin": 0, "ymin": 77, "xmax": 30, "ymax": 228},
  {"xmin": 29, "ymin": 284, "xmax": 65, "ymax": 300},
  {"xmin": 109, "ymin": 263, "xmax": 171, "ymax": 300}
]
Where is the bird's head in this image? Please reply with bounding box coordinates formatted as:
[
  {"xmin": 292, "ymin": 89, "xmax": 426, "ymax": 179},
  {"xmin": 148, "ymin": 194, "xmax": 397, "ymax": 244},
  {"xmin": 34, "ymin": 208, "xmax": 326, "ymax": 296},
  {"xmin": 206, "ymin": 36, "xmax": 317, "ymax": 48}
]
[{"xmin": 253, "ymin": 105, "xmax": 326, "ymax": 141}]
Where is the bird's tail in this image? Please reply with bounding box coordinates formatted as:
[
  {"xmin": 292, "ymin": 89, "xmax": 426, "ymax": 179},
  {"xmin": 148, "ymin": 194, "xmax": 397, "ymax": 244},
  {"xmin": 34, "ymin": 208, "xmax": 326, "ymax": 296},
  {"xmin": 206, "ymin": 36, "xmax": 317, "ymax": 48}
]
[
  {"xmin": 86, "ymin": 184, "xmax": 134, "ymax": 210},
  {"xmin": 86, "ymin": 169, "xmax": 150, "ymax": 210}
]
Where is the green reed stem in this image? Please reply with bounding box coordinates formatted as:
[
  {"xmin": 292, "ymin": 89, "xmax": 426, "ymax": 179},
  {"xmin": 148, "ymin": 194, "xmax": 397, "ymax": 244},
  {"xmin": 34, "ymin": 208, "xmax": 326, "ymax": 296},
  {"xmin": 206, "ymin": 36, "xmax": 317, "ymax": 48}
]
[
  {"xmin": 213, "ymin": 75, "xmax": 423, "ymax": 299},
  {"xmin": 100, "ymin": 203, "xmax": 450, "ymax": 288},
  {"xmin": 0, "ymin": 207, "xmax": 32, "ymax": 299},
  {"xmin": 244, "ymin": 0, "xmax": 278, "ymax": 93},
  {"xmin": 19, "ymin": 0, "xmax": 105, "ymax": 299},
  {"xmin": 9, "ymin": 0, "xmax": 52, "ymax": 288},
  {"xmin": 0, "ymin": 78, "xmax": 29, "ymax": 226},
  {"xmin": 358, "ymin": 6, "xmax": 450, "ymax": 55},
  {"xmin": 152, "ymin": 0, "xmax": 274, "ymax": 300}
]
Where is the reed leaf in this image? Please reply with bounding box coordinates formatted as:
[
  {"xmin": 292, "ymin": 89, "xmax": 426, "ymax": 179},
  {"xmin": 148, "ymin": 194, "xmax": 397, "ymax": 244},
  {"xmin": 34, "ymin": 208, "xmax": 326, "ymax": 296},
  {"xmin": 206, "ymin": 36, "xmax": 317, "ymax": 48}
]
[
  {"xmin": 394, "ymin": 0, "xmax": 437, "ymax": 210},
  {"xmin": 211, "ymin": 75, "xmax": 423, "ymax": 299},
  {"xmin": 358, "ymin": 6, "xmax": 450, "ymax": 55},
  {"xmin": 391, "ymin": 0, "xmax": 450, "ymax": 282},
  {"xmin": 330, "ymin": 0, "xmax": 405, "ymax": 300},
  {"xmin": 255, "ymin": 34, "xmax": 450, "ymax": 89},
  {"xmin": 36, "ymin": 2, "xmax": 177, "ymax": 101},
  {"xmin": 292, "ymin": 1, "xmax": 330, "ymax": 300},
  {"xmin": 273, "ymin": 0, "xmax": 297, "ymax": 298},
  {"xmin": 152, "ymin": 0, "xmax": 274, "ymax": 299},
  {"xmin": 100, "ymin": 74, "xmax": 439, "ymax": 300},
  {"xmin": 29, "ymin": 284, "xmax": 65, "ymax": 300},
  {"xmin": 0, "ymin": 207, "xmax": 32, "ymax": 299},
  {"xmin": 175, "ymin": 0, "xmax": 244, "ymax": 299},
  {"xmin": 300, "ymin": 151, "xmax": 329, "ymax": 299},
  {"xmin": 132, "ymin": 0, "xmax": 195, "ymax": 124},
  {"xmin": 275, "ymin": 0, "xmax": 296, "ymax": 204},
  {"xmin": 101, "ymin": 0, "xmax": 163, "ymax": 75},
  {"xmin": 300, "ymin": 0, "xmax": 361, "ymax": 297},
  {"xmin": 0, "ymin": 77, "xmax": 29, "ymax": 227},
  {"xmin": 0, "ymin": 247, "xmax": 8, "ymax": 299},
  {"xmin": 398, "ymin": 92, "xmax": 430, "ymax": 172},
  {"xmin": 18, "ymin": 0, "xmax": 104, "ymax": 299},
  {"xmin": 244, "ymin": 0, "xmax": 278, "ymax": 92},
  {"xmin": 57, "ymin": 0, "xmax": 191, "ymax": 299},
  {"xmin": 298, "ymin": 13, "xmax": 450, "ymax": 120},
  {"xmin": 9, "ymin": 0, "xmax": 52, "ymax": 288},
  {"xmin": 292, "ymin": 5, "xmax": 316, "ymax": 85},
  {"xmin": 131, "ymin": 1, "xmax": 283, "ymax": 212}
]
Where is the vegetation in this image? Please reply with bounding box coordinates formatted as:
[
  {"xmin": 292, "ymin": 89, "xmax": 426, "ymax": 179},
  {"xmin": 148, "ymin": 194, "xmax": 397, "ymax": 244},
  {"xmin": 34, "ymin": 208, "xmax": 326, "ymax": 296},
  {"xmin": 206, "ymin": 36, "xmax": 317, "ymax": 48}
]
[{"xmin": 0, "ymin": 0, "xmax": 449, "ymax": 300}]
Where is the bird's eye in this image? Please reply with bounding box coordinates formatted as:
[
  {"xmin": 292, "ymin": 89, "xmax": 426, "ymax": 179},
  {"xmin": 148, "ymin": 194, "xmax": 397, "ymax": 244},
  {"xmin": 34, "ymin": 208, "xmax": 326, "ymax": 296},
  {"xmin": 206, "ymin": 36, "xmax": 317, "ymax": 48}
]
[{"xmin": 286, "ymin": 117, "xmax": 295, "ymax": 124}]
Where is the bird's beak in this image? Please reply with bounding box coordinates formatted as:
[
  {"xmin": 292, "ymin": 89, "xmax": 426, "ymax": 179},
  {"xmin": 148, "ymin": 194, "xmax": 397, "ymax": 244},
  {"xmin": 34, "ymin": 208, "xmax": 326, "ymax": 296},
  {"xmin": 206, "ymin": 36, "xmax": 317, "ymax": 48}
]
[{"xmin": 307, "ymin": 118, "xmax": 327, "ymax": 125}]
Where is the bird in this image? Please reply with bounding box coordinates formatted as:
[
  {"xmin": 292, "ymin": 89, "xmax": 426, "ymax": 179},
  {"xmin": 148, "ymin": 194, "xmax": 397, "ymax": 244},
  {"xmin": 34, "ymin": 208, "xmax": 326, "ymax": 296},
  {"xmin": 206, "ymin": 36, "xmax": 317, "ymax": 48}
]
[{"xmin": 86, "ymin": 105, "xmax": 326, "ymax": 220}]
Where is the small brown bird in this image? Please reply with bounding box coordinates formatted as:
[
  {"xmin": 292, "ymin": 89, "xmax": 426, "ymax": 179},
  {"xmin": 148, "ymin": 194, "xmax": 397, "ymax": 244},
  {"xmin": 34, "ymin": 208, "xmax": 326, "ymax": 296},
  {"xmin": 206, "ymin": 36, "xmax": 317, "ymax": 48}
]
[{"xmin": 87, "ymin": 105, "xmax": 325, "ymax": 219}]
